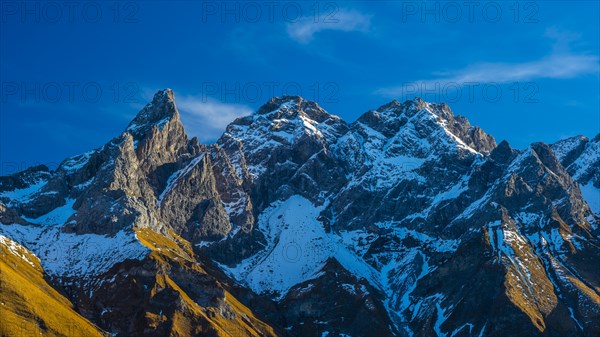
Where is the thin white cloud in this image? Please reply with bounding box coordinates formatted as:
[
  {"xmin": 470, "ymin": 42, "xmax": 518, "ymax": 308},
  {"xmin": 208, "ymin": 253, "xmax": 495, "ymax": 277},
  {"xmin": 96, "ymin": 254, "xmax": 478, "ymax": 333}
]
[
  {"xmin": 376, "ymin": 29, "xmax": 599, "ymax": 97},
  {"xmin": 287, "ymin": 9, "xmax": 371, "ymax": 43},
  {"xmin": 177, "ymin": 96, "xmax": 253, "ymax": 142}
]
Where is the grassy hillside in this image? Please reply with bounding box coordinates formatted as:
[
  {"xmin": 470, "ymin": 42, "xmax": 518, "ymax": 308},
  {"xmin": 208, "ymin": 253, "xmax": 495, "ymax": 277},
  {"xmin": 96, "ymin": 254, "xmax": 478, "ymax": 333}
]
[
  {"xmin": 135, "ymin": 228, "xmax": 279, "ymax": 337},
  {"xmin": 0, "ymin": 235, "xmax": 107, "ymax": 337}
]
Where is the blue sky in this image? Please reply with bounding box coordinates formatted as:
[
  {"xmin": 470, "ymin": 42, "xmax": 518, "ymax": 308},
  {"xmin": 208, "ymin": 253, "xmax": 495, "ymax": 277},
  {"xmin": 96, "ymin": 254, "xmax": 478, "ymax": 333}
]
[{"xmin": 1, "ymin": 1, "xmax": 599, "ymax": 174}]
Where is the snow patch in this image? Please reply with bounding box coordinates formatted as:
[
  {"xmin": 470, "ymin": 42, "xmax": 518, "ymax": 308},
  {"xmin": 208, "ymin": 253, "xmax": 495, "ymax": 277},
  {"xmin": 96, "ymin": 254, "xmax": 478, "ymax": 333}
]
[
  {"xmin": 579, "ymin": 182, "xmax": 600, "ymax": 215},
  {"xmin": 0, "ymin": 224, "xmax": 149, "ymax": 278},
  {"xmin": 0, "ymin": 180, "xmax": 47, "ymax": 205},
  {"xmin": 222, "ymin": 195, "xmax": 381, "ymax": 300},
  {"xmin": 60, "ymin": 150, "xmax": 94, "ymax": 173},
  {"xmin": 23, "ymin": 198, "xmax": 77, "ymax": 226},
  {"xmin": 0, "ymin": 235, "xmax": 40, "ymax": 269}
]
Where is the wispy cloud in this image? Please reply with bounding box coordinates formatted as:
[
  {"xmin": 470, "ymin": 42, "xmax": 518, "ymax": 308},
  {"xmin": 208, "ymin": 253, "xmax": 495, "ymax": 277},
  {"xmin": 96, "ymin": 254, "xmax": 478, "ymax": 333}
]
[
  {"xmin": 177, "ymin": 97, "xmax": 253, "ymax": 142},
  {"xmin": 287, "ymin": 9, "xmax": 371, "ymax": 43},
  {"xmin": 376, "ymin": 29, "xmax": 599, "ymax": 97}
]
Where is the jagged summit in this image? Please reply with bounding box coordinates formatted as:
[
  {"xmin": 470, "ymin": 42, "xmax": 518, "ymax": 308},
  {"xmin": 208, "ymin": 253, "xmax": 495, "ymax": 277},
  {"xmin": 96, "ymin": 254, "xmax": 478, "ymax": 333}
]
[
  {"xmin": 490, "ymin": 139, "xmax": 517, "ymax": 163},
  {"xmin": 256, "ymin": 95, "xmax": 303, "ymax": 114},
  {"xmin": 355, "ymin": 96, "xmax": 497, "ymax": 155},
  {"xmin": 376, "ymin": 98, "xmax": 402, "ymax": 110},
  {"xmin": 370, "ymin": 97, "xmax": 459, "ymax": 124},
  {"xmin": 374, "ymin": 97, "xmax": 436, "ymax": 113},
  {"xmin": 220, "ymin": 95, "xmax": 348, "ymax": 150},
  {"xmin": 551, "ymin": 135, "xmax": 589, "ymax": 163},
  {"xmin": 125, "ymin": 88, "xmax": 183, "ymax": 141},
  {"xmin": 230, "ymin": 94, "xmax": 494, "ymax": 156},
  {"xmin": 255, "ymin": 95, "xmax": 341, "ymax": 123}
]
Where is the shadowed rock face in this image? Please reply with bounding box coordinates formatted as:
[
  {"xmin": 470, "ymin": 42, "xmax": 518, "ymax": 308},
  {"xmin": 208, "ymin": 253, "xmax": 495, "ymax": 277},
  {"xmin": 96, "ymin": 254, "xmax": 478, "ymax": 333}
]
[{"xmin": 1, "ymin": 89, "xmax": 599, "ymax": 337}]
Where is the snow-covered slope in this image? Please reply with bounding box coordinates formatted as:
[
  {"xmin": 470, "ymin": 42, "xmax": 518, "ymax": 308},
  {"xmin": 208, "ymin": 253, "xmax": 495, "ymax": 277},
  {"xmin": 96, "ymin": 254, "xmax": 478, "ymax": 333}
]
[
  {"xmin": 218, "ymin": 96, "xmax": 347, "ymax": 180},
  {"xmin": 334, "ymin": 98, "xmax": 492, "ymax": 192},
  {"xmin": 222, "ymin": 195, "xmax": 381, "ymax": 299},
  {"xmin": 552, "ymin": 135, "xmax": 600, "ymax": 214},
  {"xmin": 0, "ymin": 224, "xmax": 148, "ymax": 279}
]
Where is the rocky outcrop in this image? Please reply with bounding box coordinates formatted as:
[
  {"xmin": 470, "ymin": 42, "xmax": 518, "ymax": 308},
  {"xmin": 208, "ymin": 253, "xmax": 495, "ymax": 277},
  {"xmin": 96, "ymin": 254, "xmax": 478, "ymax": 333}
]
[{"xmin": 159, "ymin": 153, "xmax": 231, "ymax": 241}]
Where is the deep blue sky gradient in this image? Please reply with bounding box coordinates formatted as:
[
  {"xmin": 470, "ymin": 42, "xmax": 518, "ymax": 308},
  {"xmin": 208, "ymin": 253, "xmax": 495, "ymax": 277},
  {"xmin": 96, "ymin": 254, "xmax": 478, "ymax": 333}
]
[{"xmin": 1, "ymin": 1, "xmax": 599, "ymax": 174}]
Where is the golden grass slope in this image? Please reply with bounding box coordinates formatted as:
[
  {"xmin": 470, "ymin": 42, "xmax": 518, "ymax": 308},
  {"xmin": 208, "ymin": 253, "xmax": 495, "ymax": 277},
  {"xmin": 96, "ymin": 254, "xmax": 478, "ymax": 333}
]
[
  {"xmin": 135, "ymin": 228, "xmax": 279, "ymax": 337},
  {"xmin": 0, "ymin": 235, "xmax": 107, "ymax": 337}
]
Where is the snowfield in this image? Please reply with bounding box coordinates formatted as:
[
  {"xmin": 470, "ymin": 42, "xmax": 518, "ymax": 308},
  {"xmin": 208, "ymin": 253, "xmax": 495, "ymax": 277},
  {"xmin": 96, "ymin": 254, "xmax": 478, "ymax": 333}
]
[
  {"xmin": 0, "ymin": 224, "xmax": 148, "ymax": 279},
  {"xmin": 222, "ymin": 195, "xmax": 382, "ymax": 300}
]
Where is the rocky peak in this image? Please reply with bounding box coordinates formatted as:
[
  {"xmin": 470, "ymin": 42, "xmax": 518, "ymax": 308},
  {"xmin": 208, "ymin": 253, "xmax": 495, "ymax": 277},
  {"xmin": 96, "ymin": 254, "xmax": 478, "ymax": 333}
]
[
  {"xmin": 355, "ymin": 97, "xmax": 496, "ymax": 154},
  {"xmin": 370, "ymin": 97, "xmax": 452, "ymax": 119},
  {"xmin": 125, "ymin": 89, "xmax": 186, "ymax": 142},
  {"xmin": 374, "ymin": 98, "xmax": 402, "ymax": 112},
  {"xmin": 530, "ymin": 142, "xmax": 565, "ymax": 174},
  {"xmin": 256, "ymin": 96, "xmax": 341, "ymax": 124},
  {"xmin": 122, "ymin": 89, "xmax": 189, "ymax": 176},
  {"xmin": 551, "ymin": 135, "xmax": 589, "ymax": 165},
  {"xmin": 551, "ymin": 134, "xmax": 599, "ymax": 188},
  {"xmin": 490, "ymin": 140, "xmax": 517, "ymax": 164},
  {"xmin": 220, "ymin": 96, "xmax": 348, "ymax": 158},
  {"xmin": 256, "ymin": 95, "xmax": 301, "ymax": 114}
]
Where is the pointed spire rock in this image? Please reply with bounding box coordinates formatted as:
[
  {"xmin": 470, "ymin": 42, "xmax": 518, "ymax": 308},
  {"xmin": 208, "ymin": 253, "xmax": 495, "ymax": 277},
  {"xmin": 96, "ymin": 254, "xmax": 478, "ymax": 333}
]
[
  {"xmin": 531, "ymin": 142, "xmax": 565, "ymax": 174},
  {"xmin": 126, "ymin": 89, "xmax": 185, "ymax": 141},
  {"xmin": 490, "ymin": 140, "xmax": 516, "ymax": 164},
  {"xmin": 124, "ymin": 89, "xmax": 189, "ymax": 172}
]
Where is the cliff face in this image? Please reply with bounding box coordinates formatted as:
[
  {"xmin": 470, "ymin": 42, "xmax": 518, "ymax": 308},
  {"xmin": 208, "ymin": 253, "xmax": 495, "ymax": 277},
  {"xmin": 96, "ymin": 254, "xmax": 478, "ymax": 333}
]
[{"xmin": 1, "ymin": 89, "xmax": 598, "ymax": 337}]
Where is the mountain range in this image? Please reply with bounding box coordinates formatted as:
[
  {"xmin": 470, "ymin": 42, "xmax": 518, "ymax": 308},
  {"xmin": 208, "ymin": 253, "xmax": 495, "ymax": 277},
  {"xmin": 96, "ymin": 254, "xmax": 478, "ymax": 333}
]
[{"xmin": 1, "ymin": 89, "xmax": 599, "ymax": 337}]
